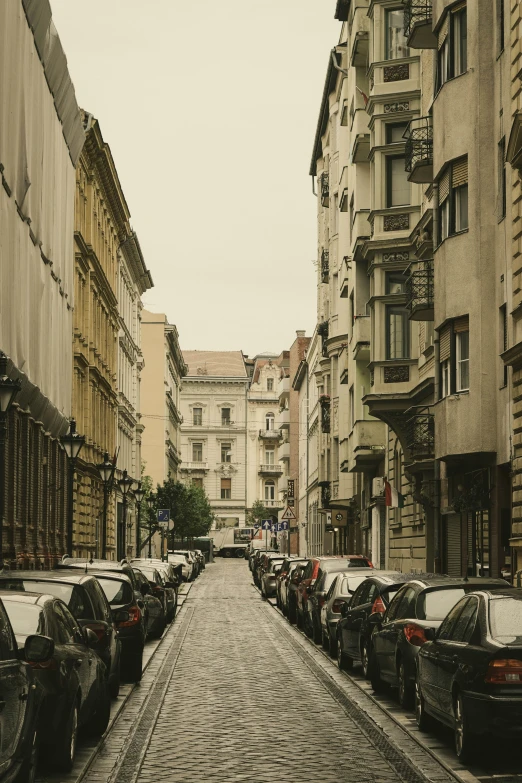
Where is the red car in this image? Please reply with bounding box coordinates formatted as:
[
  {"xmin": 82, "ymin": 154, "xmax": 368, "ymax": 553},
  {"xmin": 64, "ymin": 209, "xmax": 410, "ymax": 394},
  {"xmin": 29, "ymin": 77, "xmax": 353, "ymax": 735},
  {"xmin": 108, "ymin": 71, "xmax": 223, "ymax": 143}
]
[{"xmin": 296, "ymin": 556, "xmax": 373, "ymax": 632}]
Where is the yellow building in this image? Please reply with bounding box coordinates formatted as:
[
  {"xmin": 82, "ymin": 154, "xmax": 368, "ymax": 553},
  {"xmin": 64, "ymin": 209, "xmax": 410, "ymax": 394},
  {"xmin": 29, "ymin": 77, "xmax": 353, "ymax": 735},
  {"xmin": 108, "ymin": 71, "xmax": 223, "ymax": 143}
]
[{"xmin": 72, "ymin": 113, "xmax": 131, "ymax": 558}]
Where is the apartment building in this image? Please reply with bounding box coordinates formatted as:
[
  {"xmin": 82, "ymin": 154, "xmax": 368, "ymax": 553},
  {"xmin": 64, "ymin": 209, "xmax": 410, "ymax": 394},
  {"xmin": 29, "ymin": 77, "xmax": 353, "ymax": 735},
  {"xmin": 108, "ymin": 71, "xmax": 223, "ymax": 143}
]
[{"xmin": 179, "ymin": 351, "xmax": 248, "ymax": 527}]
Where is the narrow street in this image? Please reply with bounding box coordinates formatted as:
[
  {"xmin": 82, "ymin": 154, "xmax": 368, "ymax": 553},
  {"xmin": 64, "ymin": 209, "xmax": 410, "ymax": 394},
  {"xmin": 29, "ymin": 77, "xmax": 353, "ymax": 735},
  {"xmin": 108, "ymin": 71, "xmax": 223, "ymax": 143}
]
[{"xmin": 34, "ymin": 560, "xmax": 518, "ymax": 783}]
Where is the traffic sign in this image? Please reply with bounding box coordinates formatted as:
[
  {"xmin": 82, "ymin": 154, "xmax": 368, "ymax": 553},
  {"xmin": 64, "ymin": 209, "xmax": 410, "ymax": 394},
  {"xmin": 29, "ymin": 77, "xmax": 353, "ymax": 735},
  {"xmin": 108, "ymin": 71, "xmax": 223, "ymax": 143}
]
[
  {"xmin": 261, "ymin": 519, "xmax": 272, "ymax": 531},
  {"xmin": 157, "ymin": 509, "xmax": 170, "ymax": 522},
  {"xmin": 279, "ymin": 520, "xmax": 289, "ymax": 531},
  {"xmin": 287, "ymin": 499, "xmax": 295, "ymax": 507},
  {"xmin": 281, "ymin": 506, "xmax": 296, "ymax": 521},
  {"xmin": 253, "ymin": 522, "xmax": 260, "ymax": 530},
  {"xmin": 158, "ymin": 520, "xmax": 169, "ymax": 529}
]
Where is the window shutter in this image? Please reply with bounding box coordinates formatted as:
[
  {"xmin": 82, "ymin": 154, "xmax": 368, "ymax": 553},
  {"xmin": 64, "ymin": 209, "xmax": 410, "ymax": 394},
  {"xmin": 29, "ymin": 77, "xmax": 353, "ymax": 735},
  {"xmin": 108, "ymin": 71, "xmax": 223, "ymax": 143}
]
[
  {"xmin": 221, "ymin": 478, "xmax": 231, "ymax": 489},
  {"xmin": 453, "ymin": 315, "xmax": 469, "ymax": 333},
  {"xmin": 439, "ymin": 324, "xmax": 451, "ymax": 362},
  {"xmin": 452, "ymin": 157, "xmax": 468, "ymax": 188},
  {"xmin": 438, "ymin": 14, "xmax": 450, "ymax": 50},
  {"xmin": 439, "ymin": 168, "xmax": 450, "ymax": 203}
]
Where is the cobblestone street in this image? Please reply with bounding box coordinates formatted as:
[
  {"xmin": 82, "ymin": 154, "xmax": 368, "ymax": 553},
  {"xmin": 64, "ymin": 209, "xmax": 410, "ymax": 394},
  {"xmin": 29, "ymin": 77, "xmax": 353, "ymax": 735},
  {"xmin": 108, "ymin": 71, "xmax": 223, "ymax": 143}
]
[{"xmin": 69, "ymin": 560, "xmax": 465, "ymax": 783}]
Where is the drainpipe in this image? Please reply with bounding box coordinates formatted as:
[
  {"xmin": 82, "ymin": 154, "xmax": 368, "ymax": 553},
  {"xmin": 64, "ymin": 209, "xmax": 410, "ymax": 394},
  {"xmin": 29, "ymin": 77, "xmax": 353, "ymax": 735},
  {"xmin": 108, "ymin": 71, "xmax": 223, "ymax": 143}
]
[
  {"xmin": 305, "ymin": 363, "xmax": 310, "ymax": 557},
  {"xmin": 432, "ymin": 183, "xmax": 441, "ymax": 573}
]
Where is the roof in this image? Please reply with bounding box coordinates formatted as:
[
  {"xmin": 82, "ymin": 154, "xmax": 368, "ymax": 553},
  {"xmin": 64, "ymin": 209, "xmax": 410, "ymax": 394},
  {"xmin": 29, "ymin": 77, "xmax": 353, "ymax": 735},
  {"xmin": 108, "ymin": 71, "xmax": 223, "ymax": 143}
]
[
  {"xmin": 182, "ymin": 350, "xmax": 248, "ymax": 378},
  {"xmin": 334, "ymin": 0, "xmax": 350, "ymax": 21}
]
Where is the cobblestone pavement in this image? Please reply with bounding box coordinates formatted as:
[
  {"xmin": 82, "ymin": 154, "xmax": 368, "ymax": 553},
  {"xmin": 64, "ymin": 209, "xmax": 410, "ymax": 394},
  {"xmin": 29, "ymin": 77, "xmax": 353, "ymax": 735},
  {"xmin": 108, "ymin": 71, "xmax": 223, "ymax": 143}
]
[{"xmin": 81, "ymin": 561, "xmax": 465, "ymax": 783}]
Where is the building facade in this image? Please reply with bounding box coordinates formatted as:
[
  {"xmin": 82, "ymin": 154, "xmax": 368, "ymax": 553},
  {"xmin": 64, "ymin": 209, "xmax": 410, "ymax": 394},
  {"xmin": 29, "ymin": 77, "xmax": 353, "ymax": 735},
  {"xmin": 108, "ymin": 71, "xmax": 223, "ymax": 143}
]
[{"xmin": 0, "ymin": 1, "xmax": 84, "ymax": 567}]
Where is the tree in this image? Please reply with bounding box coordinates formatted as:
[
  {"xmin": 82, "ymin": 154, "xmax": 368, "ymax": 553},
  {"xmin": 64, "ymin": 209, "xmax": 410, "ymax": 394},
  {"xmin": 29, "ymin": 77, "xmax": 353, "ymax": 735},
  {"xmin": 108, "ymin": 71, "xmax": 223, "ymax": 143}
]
[
  {"xmin": 154, "ymin": 479, "xmax": 214, "ymax": 545},
  {"xmin": 246, "ymin": 500, "xmax": 273, "ymax": 526}
]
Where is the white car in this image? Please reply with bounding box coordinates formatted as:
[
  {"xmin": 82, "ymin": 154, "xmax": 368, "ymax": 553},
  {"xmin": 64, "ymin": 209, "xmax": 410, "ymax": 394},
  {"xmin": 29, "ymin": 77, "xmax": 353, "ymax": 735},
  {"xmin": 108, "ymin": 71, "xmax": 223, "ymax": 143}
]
[{"xmin": 168, "ymin": 551, "xmax": 193, "ymax": 581}]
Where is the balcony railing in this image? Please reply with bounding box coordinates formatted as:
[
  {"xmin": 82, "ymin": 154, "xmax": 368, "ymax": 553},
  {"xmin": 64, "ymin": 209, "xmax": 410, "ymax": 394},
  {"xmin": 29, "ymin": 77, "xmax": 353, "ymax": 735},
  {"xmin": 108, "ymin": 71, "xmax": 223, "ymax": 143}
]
[
  {"xmin": 407, "ymin": 261, "xmax": 434, "ymax": 321},
  {"xmin": 320, "ymin": 172, "xmax": 330, "ymax": 208},
  {"xmin": 259, "ymin": 463, "xmax": 283, "ymax": 476},
  {"xmin": 405, "ymin": 408, "xmax": 434, "ymax": 461},
  {"xmin": 403, "ymin": 0, "xmax": 436, "ymax": 49},
  {"xmin": 181, "ymin": 461, "xmax": 209, "ymax": 471},
  {"xmin": 405, "ymin": 116, "xmax": 433, "ymax": 183},
  {"xmin": 317, "ymin": 320, "xmax": 329, "ymax": 358},
  {"xmin": 321, "ymin": 249, "xmax": 329, "ymax": 283},
  {"xmin": 319, "ymin": 396, "xmax": 331, "ymax": 434},
  {"xmin": 259, "ymin": 429, "xmax": 283, "ymax": 440}
]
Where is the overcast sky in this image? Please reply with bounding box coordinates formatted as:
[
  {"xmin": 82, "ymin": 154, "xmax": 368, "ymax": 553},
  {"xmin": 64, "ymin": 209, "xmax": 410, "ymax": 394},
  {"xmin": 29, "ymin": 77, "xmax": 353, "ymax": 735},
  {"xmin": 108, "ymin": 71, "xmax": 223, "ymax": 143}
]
[{"xmin": 51, "ymin": 0, "xmax": 339, "ymax": 357}]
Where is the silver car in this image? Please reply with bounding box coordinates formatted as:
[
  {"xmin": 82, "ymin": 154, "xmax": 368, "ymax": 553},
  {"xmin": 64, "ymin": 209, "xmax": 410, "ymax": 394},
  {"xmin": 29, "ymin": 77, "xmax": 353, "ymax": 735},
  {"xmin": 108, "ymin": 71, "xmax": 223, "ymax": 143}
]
[
  {"xmin": 320, "ymin": 571, "xmax": 374, "ymax": 657},
  {"xmin": 260, "ymin": 558, "xmax": 286, "ymax": 599}
]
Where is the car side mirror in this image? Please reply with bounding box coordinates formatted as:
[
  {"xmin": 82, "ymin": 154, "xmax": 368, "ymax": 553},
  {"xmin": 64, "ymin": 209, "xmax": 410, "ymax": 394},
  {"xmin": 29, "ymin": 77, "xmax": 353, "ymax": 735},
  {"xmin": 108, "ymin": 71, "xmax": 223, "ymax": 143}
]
[
  {"xmin": 368, "ymin": 611, "xmax": 384, "ymax": 628},
  {"xmin": 84, "ymin": 628, "xmax": 99, "ymax": 647},
  {"xmin": 24, "ymin": 634, "xmax": 54, "ymax": 663},
  {"xmin": 140, "ymin": 583, "xmax": 149, "ymax": 595},
  {"xmin": 165, "ymin": 582, "xmax": 177, "ymax": 590},
  {"xmin": 424, "ymin": 627, "xmax": 436, "ymax": 641}
]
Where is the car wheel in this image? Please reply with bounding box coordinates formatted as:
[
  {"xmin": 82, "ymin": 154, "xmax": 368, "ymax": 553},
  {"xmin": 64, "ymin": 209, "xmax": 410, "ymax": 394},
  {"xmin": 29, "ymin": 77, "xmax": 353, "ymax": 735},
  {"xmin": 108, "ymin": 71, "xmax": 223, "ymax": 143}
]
[
  {"xmin": 337, "ymin": 641, "xmax": 353, "ymax": 671},
  {"xmin": 109, "ymin": 661, "xmax": 121, "ymax": 699},
  {"xmin": 415, "ymin": 676, "xmax": 433, "ymax": 731},
  {"xmin": 52, "ymin": 699, "xmax": 78, "ymax": 772},
  {"xmin": 454, "ymin": 692, "xmax": 476, "ymax": 762},
  {"xmin": 224, "ymin": 550, "xmax": 232, "ymax": 558},
  {"xmin": 235, "ymin": 549, "xmax": 245, "ymax": 558},
  {"xmin": 126, "ymin": 648, "xmax": 144, "ymax": 683},
  {"xmin": 361, "ymin": 641, "xmax": 371, "ymax": 680},
  {"xmin": 328, "ymin": 634, "xmax": 338, "ymax": 658},
  {"xmin": 15, "ymin": 728, "xmax": 39, "ymax": 783},
  {"xmin": 313, "ymin": 618, "xmax": 322, "ymax": 645},
  {"xmin": 85, "ymin": 681, "xmax": 111, "ymax": 737},
  {"xmin": 398, "ymin": 660, "xmax": 414, "ymax": 709},
  {"xmin": 369, "ymin": 652, "xmax": 384, "ymax": 692}
]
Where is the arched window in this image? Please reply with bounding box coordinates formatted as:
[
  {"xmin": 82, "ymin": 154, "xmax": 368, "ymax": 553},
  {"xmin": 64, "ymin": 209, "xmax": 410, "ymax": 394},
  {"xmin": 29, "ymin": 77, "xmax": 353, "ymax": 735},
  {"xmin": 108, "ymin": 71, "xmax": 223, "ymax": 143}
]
[
  {"xmin": 264, "ymin": 480, "xmax": 275, "ymax": 501},
  {"xmin": 265, "ymin": 412, "xmax": 275, "ymax": 431}
]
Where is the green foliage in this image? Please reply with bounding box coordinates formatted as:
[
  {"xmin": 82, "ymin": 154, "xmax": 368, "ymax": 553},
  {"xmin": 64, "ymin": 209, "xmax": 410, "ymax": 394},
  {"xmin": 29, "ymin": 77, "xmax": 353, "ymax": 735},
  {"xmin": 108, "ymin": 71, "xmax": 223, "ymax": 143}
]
[
  {"xmin": 246, "ymin": 500, "xmax": 273, "ymax": 526},
  {"xmin": 154, "ymin": 478, "xmax": 214, "ymax": 544}
]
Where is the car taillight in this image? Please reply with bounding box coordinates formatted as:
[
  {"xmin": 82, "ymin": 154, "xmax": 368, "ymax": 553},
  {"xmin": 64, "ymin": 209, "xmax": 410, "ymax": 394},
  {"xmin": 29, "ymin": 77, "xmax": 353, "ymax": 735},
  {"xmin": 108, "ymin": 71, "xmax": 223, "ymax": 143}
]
[
  {"xmin": 485, "ymin": 659, "xmax": 522, "ymax": 684},
  {"xmin": 332, "ymin": 599, "xmax": 345, "ymax": 613},
  {"xmin": 403, "ymin": 624, "xmax": 428, "ymax": 647},
  {"xmin": 116, "ymin": 605, "xmax": 141, "ymax": 627},
  {"xmin": 371, "ymin": 597, "xmax": 386, "ymax": 614},
  {"xmin": 29, "ymin": 658, "xmax": 58, "ymax": 670}
]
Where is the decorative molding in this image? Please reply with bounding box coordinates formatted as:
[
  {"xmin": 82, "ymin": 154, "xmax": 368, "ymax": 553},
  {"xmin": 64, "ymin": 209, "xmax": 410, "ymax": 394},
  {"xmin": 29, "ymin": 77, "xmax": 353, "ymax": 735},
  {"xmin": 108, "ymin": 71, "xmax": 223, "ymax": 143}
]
[
  {"xmin": 383, "ymin": 63, "xmax": 409, "ymax": 83},
  {"xmin": 384, "ymin": 101, "xmax": 410, "ymax": 114},
  {"xmin": 384, "ymin": 213, "xmax": 410, "ymax": 232},
  {"xmin": 384, "ymin": 365, "xmax": 410, "ymax": 383},
  {"xmin": 383, "ymin": 251, "xmax": 409, "ymax": 263}
]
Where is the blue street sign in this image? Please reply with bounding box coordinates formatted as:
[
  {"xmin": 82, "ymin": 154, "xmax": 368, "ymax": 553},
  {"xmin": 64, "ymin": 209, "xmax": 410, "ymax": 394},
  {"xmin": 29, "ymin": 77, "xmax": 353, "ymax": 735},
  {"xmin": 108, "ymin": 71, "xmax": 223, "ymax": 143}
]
[
  {"xmin": 279, "ymin": 520, "xmax": 289, "ymax": 531},
  {"xmin": 253, "ymin": 523, "xmax": 260, "ymax": 530},
  {"xmin": 261, "ymin": 519, "xmax": 272, "ymax": 531},
  {"xmin": 157, "ymin": 509, "xmax": 170, "ymax": 522}
]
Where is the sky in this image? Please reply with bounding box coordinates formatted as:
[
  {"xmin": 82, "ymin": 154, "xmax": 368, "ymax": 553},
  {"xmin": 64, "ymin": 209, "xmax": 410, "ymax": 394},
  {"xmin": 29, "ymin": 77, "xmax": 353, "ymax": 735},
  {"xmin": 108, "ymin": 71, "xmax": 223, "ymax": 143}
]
[{"xmin": 51, "ymin": 0, "xmax": 339, "ymax": 357}]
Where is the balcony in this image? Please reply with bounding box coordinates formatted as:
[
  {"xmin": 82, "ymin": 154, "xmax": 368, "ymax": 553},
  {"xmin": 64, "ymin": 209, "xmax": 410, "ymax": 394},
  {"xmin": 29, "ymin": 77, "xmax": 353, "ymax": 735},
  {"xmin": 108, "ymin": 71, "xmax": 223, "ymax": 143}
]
[
  {"xmin": 279, "ymin": 441, "xmax": 290, "ymax": 461},
  {"xmin": 278, "ymin": 375, "xmax": 290, "ymax": 404},
  {"xmin": 348, "ymin": 420, "xmax": 386, "ymax": 472},
  {"xmin": 351, "ymin": 108, "xmax": 370, "ymax": 163},
  {"xmin": 263, "ymin": 499, "xmax": 283, "ymax": 509},
  {"xmin": 259, "ymin": 429, "xmax": 283, "ymax": 441},
  {"xmin": 406, "ymin": 408, "xmax": 435, "ymax": 461},
  {"xmin": 278, "ymin": 407, "xmax": 290, "ymax": 430},
  {"xmin": 405, "ymin": 117, "xmax": 433, "ymax": 184},
  {"xmin": 407, "ymin": 261, "xmax": 434, "ymax": 321},
  {"xmin": 352, "ymin": 210, "xmax": 371, "ymax": 256},
  {"xmin": 351, "ymin": 315, "xmax": 370, "ymax": 361},
  {"xmin": 259, "ymin": 463, "xmax": 283, "ymax": 477},
  {"xmin": 321, "ymin": 249, "xmax": 329, "ymax": 283},
  {"xmin": 403, "ymin": 0, "xmax": 436, "ymax": 50},
  {"xmin": 320, "ymin": 172, "xmax": 329, "ymax": 208},
  {"xmin": 180, "ymin": 461, "xmax": 209, "ymax": 472},
  {"xmin": 319, "ymin": 396, "xmax": 331, "ymax": 434},
  {"xmin": 317, "ymin": 320, "xmax": 329, "ymax": 358}
]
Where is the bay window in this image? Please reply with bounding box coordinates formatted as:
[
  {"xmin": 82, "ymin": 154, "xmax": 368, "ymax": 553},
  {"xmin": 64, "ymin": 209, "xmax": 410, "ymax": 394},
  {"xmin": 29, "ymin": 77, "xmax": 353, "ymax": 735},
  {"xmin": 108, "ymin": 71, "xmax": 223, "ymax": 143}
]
[
  {"xmin": 438, "ymin": 157, "xmax": 468, "ymax": 242},
  {"xmin": 386, "ymin": 9, "xmax": 410, "ymax": 60},
  {"xmin": 386, "ymin": 156, "xmax": 410, "ymax": 207},
  {"xmin": 439, "ymin": 316, "xmax": 469, "ymax": 397},
  {"xmin": 437, "ymin": 4, "xmax": 467, "ymax": 89},
  {"xmin": 386, "ymin": 307, "xmax": 410, "ymax": 359}
]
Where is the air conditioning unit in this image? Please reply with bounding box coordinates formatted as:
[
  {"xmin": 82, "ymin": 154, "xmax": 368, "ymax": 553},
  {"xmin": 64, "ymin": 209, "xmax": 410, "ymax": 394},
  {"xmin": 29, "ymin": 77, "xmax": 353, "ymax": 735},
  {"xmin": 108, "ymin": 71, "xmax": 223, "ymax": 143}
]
[{"xmin": 372, "ymin": 477, "xmax": 385, "ymax": 497}]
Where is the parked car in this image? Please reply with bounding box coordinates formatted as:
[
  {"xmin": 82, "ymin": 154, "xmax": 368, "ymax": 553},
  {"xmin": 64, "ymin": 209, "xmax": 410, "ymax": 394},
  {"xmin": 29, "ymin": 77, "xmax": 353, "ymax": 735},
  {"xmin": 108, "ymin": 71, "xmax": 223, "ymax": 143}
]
[
  {"xmin": 0, "ymin": 595, "xmax": 46, "ymax": 782},
  {"xmin": 276, "ymin": 558, "xmax": 304, "ymax": 612},
  {"xmin": 287, "ymin": 562, "xmax": 307, "ymax": 624},
  {"xmin": 296, "ymin": 556, "xmax": 373, "ymax": 632},
  {"xmin": 318, "ymin": 570, "xmax": 378, "ymax": 656},
  {"xmin": 0, "ymin": 570, "xmax": 122, "ymax": 698},
  {"xmin": 131, "ymin": 559, "xmax": 178, "ymax": 621},
  {"xmin": 416, "ymin": 588, "xmax": 522, "ymax": 761},
  {"xmin": 132, "ymin": 568, "xmax": 166, "ymax": 639},
  {"xmin": 169, "ymin": 551, "xmax": 195, "ymax": 581},
  {"xmin": 250, "ymin": 548, "xmax": 277, "ymax": 576},
  {"xmin": 369, "ymin": 576, "xmax": 510, "ymax": 708},
  {"xmin": 260, "ymin": 559, "xmax": 285, "ymax": 599},
  {"xmin": 336, "ymin": 572, "xmax": 406, "ymax": 675},
  {"xmin": 2, "ymin": 591, "xmax": 110, "ymax": 773},
  {"xmin": 255, "ymin": 552, "xmax": 284, "ymax": 589},
  {"xmin": 194, "ymin": 549, "xmax": 206, "ymax": 570},
  {"xmin": 135, "ymin": 565, "xmax": 173, "ymax": 625},
  {"xmin": 60, "ymin": 557, "xmax": 140, "ymax": 591},
  {"xmin": 308, "ymin": 567, "xmax": 374, "ymax": 644},
  {"xmin": 88, "ymin": 572, "xmax": 147, "ymax": 683}
]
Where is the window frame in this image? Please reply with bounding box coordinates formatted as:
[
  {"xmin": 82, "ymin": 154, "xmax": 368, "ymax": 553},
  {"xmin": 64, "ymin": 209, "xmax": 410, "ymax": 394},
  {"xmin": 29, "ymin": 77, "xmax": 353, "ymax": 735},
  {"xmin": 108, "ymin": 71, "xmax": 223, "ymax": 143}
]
[
  {"xmin": 267, "ymin": 378, "xmax": 274, "ymax": 392},
  {"xmin": 437, "ymin": 160, "xmax": 468, "ymax": 244},
  {"xmin": 385, "ymin": 122, "xmax": 409, "ymax": 145},
  {"xmin": 386, "ymin": 305, "xmax": 410, "ymax": 360},
  {"xmin": 192, "ymin": 407, "xmax": 202, "ymax": 426},
  {"xmin": 264, "ymin": 480, "xmax": 275, "ymax": 501},
  {"xmin": 192, "ymin": 442, "xmax": 203, "ymax": 462},
  {"xmin": 221, "ymin": 407, "xmax": 231, "ymax": 426},
  {"xmin": 456, "ymin": 330, "xmax": 470, "ymax": 392},
  {"xmin": 437, "ymin": 5, "xmax": 467, "ymax": 91},
  {"xmin": 385, "ymin": 154, "xmax": 410, "ymax": 208},
  {"xmin": 220, "ymin": 478, "xmax": 231, "ymax": 500},
  {"xmin": 385, "ymin": 8, "xmax": 410, "ymax": 61},
  {"xmin": 221, "ymin": 443, "xmax": 232, "ymax": 463}
]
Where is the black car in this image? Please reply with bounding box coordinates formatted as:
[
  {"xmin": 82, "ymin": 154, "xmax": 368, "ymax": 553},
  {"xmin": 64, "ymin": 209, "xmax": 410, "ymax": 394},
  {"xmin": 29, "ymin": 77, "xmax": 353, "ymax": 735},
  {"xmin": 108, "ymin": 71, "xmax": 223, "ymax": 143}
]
[
  {"xmin": 60, "ymin": 558, "xmax": 140, "ymax": 592},
  {"xmin": 2, "ymin": 591, "xmax": 110, "ymax": 773},
  {"xmin": 287, "ymin": 563, "xmax": 307, "ymax": 624},
  {"xmin": 136, "ymin": 565, "xmax": 173, "ymax": 621},
  {"xmin": 308, "ymin": 567, "xmax": 375, "ymax": 644},
  {"xmin": 133, "ymin": 559, "xmax": 179, "ymax": 621},
  {"xmin": 88, "ymin": 572, "xmax": 147, "ymax": 683},
  {"xmin": 369, "ymin": 576, "xmax": 510, "ymax": 708},
  {"xmin": 416, "ymin": 588, "xmax": 522, "ymax": 761},
  {"xmin": 132, "ymin": 568, "xmax": 166, "ymax": 639},
  {"xmin": 337, "ymin": 572, "xmax": 406, "ymax": 677},
  {"xmin": 0, "ymin": 570, "xmax": 122, "ymax": 698}
]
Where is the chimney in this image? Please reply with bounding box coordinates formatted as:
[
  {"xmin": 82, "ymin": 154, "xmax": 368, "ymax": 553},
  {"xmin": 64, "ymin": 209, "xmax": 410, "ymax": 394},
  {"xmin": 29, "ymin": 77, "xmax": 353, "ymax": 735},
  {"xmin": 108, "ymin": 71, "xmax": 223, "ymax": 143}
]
[{"xmin": 296, "ymin": 330, "xmax": 305, "ymax": 338}]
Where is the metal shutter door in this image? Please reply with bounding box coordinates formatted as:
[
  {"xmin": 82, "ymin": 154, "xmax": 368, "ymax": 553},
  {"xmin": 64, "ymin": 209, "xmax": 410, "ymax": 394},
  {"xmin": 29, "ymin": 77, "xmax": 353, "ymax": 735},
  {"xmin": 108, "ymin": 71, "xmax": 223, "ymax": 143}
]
[{"xmin": 445, "ymin": 514, "xmax": 462, "ymax": 577}]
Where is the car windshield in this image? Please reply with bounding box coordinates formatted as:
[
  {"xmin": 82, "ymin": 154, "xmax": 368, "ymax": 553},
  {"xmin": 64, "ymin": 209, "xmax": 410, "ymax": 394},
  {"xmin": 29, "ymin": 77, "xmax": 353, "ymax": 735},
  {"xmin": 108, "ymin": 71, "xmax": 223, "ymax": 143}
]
[
  {"xmin": 489, "ymin": 597, "xmax": 522, "ymax": 643},
  {"xmin": 348, "ymin": 559, "xmax": 371, "ymax": 568},
  {"xmin": 420, "ymin": 588, "xmax": 467, "ymax": 620},
  {"xmin": 96, "ymin": 578, "xmax": 133, "ymax": 606},
  {"xmin": 341, "ymin": 575, "xmax": 369, "ymax": 594},
  {"xmin": 140, "ymin": 569, "xmax": 162, "ymax": 584},
  {"xmin": 3, "ymin": 602, "xmax": 43, "ymax": 636},
  {"xmin": 0, "ymin": 580, "xmax": 91, "ymax": 617}
]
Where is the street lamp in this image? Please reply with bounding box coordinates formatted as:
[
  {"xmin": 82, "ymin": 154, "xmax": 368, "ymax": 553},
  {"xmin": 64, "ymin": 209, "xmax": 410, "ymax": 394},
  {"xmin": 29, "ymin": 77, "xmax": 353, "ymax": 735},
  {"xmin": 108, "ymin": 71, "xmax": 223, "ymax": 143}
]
[
  {"xmin": 133, "ymin": 482, "xmax": 145, "ymax": 556},
  {"xmin": 96, "ymin": 451, "xmax": 113, "ymax": 559},
  {"xmin": 117, "ymin": 470, "xmax": 134, "ymax": 560},
  {"xmin": 146, "ymin": 492, "xmax": 156, "ymax": 558},
  {"xmin": 0, "ymin": 353, "xmax": 21, "ymax": 568},
  {"xmin": 61, "ymin": 418, "xmax": 85, "ymax": 557}
]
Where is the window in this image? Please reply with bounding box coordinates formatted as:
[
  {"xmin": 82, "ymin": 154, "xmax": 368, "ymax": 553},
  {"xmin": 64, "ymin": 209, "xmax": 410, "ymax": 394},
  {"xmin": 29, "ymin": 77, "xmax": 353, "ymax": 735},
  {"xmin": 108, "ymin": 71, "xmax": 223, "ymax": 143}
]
[
  {"xmin": 220, "ymin": 478, "xmax": 231, "ymax": 500},
  {"xmin": 192, "ymin": 443, "xmax": 203, "ymax": 462},
  {"xmin": 386, "ymin": 123, "xmax": 408, "ymax": 145},
  {"xmin": 441, "ymin": 359, "xmax": 450, "ymax": 398},
  {"xmin": 386, "ymin": 306, "xmax": 410, "ymax": 359},
  {"xmin": 385, "ymin": 9, "xmax": 410, "ymax": 60},
  {"xmin": 192, "ymin": 478, "xmax": 203, "ymax": 489},
  {"xmin": 349, "ymin": 385, "xmax": 354, "ymax": 429},
  {"xmin": 456, "ymin": 330, "xmax": 469, "ymax": 391},
  {"xmin": 501, "ymin": 304, "xmax": 508, "ymax": 386},
  {"xmin": 193, "ymin": 407, "xmax": 202, "ymax": 426},
  {"xmin": 267, "ymin": 378, "xmax": 274, "ymax": 391},
  {"xmin": 221, "ymin": 443, "xmax": 231, "ymax": 463},
  {"xmin": 221, "ymin": 407, "xmax": 231, "ymax": 426},
  {"xmin": 265, "ymin": 413, "xmax": 275, "ymax": 431},
  {"xmin": 437, "ymin": 5, "xmax": 467, "ymax": 89},
  {"xmin": 497, "ymin": 0, "xmax": 505, "ymax": 54},
  {"xmin": 264, "ymin": 480, "xmax": 275, "ymax": 501},
  {"xmin": 386, "ymin": 273, "xmax": 406, "ymax": 295},
  {"xmin": 498, "ymin": 137, "xmax": 506, "ymax": 220},
  {"xmin": 438, "ymin": 158, "xmax": 468, "ymax": 242},
  {"xmin": 265, "ymin": 448, "xmax": 275, "ymax": 466},
  {"xmin": 386, "ymin": 156, "xmax": 410, "ymax": 207}
]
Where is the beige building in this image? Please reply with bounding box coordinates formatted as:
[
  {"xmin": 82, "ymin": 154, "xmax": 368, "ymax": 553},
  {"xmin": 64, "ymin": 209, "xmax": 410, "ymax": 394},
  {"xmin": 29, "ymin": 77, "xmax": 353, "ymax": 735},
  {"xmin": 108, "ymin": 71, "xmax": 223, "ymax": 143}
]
[{"xmin": 141, "ymin": 311, "xmax": 186, "ymax": 491}]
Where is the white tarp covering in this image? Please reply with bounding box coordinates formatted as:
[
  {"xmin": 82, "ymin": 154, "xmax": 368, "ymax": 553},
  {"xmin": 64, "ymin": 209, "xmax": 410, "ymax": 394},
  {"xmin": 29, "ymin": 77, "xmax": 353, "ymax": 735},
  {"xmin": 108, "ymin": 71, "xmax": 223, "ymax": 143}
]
[{"xmin": 0, "ymin": 0, "xmax": 83, "ymax": 426}]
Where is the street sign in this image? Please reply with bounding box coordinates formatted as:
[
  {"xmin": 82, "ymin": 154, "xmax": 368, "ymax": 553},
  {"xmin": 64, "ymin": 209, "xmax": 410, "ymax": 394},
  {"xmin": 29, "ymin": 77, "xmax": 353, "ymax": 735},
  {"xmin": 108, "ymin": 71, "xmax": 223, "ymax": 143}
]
[
  {"xmin": 287, "ymin": 499, "xmax": 295, "ymax": 507},
  {"xmin": 279, "ymin": 520, "xmax": 289, "ymax": 531},
  {"xmin": 158, "ymin": 520, "xmax": 169, "ymax": 529},
  {"xmin": 287, "ymin": 479, "xmax": 295, "ymax": 499},
  {"xmin": 281, "ymin": 506, "xmax": 296, "ymax": 521},
  {"xmin": 261, "ymin": 519, "xmax": 272, "ymax": 531},
  {"xmin": 253, "ymin": 523, "xmax": 260, "ymax": 530},
  {"xmin": 157, "ymin": 509, "xmax": 170, "ymax": 522}
]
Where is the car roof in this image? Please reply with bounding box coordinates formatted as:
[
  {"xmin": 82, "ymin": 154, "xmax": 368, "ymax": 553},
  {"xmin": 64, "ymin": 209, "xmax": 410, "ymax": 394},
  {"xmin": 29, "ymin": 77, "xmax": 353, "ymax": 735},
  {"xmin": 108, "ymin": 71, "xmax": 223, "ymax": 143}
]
[
  {"xmin": 0, "ymin": 570, "xmax": 92, "ymax": 585},
  {"xmin": 404, "ymin": 576, "xmax": 510, "ymax": 589},
  {"xmin": 0, "ymin": 590, "xmax": 54, "ymax": 607},
  {"xmin": 474, "ymin": 588, "xmax": 520, "ymax": 600},
  {"xmin": 84, "ymin": 570, "xmax": 132, "ymax": 584}
]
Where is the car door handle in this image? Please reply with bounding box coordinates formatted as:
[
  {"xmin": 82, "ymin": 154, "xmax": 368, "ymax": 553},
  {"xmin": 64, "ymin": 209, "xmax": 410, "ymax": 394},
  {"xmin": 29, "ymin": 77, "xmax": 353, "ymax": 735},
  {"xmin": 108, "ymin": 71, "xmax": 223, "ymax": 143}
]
[
  {"xmin": 75, "ymin": 658, "xmax": 83, "ymax": 668},
  {"xmin": 19, "ymin": 692, "xmax": 28, "ymax": 702}
]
